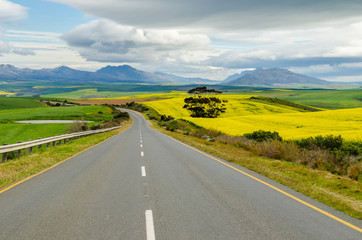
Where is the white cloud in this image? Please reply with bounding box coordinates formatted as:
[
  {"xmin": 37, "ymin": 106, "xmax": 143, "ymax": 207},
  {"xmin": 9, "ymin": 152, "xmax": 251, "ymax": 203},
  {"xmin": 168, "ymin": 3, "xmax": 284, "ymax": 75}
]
[
  {"xmin": 12, "ymin": 48, "xmax": 35, "ymax": 56},
  {"xmin": 50, "ymin": 0, "xmax": 362, "ymax": 30},
  {"xmin": 0, "ymin": 41, "xmax": 10, "ymax": 55},
  {"xmin": 0, "ymin": 1, "xmax": 28, "ymax": 55},
  {"xmin": 62, "ymin": 19, "xmax": 211, "ymax": 63},
  {"xmin": 207, "ymin": 20, "xmax": 362, "ymax": 70},
  {"xmin": 46, "ymin": 0, "xmax": 362, "ymax": 81},
  {"xmin": 0, "ymin": 0, "xmax": 359, "ymax": 82},
  {"xmin": 0, "ymin": 0, "xmax": 27, "ymax": 23},
  {"xmin": 0, "ymin": 29, "xmax": 85, "ymax": 68}
]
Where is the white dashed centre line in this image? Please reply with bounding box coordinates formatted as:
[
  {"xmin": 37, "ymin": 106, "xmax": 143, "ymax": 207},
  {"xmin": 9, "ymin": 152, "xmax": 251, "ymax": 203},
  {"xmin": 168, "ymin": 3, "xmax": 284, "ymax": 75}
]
[
  {"xmin": 141, "ymin": 151, "xmax": 144, "ymax": 157},
  {"xmin": 145, "ymin": 210, "xmax": 156, "ymax": 240},
  {"xmin": 141, "ymin": 166, "xmax": 146, "ymax": 177}
]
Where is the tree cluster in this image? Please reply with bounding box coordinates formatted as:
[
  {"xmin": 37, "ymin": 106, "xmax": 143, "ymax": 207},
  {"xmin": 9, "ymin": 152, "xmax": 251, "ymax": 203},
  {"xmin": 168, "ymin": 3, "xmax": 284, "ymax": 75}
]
[{"xmin": 183, "ymin": 87, "xmax": 228, "ymax": 118}]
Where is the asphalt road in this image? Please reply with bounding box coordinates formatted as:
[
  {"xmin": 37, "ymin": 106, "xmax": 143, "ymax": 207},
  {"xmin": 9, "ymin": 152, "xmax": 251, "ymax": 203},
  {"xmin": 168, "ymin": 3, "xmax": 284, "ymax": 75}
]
[{"xmin": 0, "ymin": 110, "xmax": 360, "ymax": 239}]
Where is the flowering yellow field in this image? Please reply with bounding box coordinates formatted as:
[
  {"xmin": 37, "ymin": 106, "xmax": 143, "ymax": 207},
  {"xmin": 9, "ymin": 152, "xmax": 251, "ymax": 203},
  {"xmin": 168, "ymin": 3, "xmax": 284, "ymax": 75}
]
[
  {"xmin": 144, "ymin": 95, "xmax": 306, "ymax": 118},
  {"xmin": 142, "ymin": 95, "xmax": 362, "ymax": 141},
  {"xmin": 0, "ymin": 91, "xmax": 16, "ymax": 96}
]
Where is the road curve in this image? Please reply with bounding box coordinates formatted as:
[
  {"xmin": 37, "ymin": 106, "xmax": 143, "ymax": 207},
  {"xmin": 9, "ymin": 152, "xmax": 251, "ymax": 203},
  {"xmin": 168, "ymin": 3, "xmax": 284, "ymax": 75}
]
[{"xmin": 0, "ymin": 110, "xmax": 360, "ymax": 239}]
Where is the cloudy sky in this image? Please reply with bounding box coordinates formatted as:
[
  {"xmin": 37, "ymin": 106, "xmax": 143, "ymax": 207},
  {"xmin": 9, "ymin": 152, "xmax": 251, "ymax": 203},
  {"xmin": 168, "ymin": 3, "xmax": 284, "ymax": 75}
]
[{"xmin": 1, "ymin": 0, "xmax": 362, "ymax": 81}]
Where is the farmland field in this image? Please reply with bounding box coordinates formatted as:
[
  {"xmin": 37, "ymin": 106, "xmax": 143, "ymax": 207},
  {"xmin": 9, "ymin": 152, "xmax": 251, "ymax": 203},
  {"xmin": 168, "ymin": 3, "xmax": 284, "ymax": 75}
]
[
  {"xmin": 0, "ymin": 123, "xmax": 68, "ymax": 145},
  {"xmin": 0, "ymin": 97, "xmax": 46, "ymax": 110},
  {"xmin": 3, "ymin": 81, "xmax": 361, "ymax": 110},
  {"xmin": 0, "ymin": 91, "xmax": 16, "ymax": 96},
  {"xmin": 0, "ymin": 97, "xmax": 115, "ymax": 144},
  {"xmin": 142, "ymin": 94, "xmax": 362, "ymax": 141},
  {"xmin": 0, "ymin": 105, "xmax": 113, "ymax": 123}
]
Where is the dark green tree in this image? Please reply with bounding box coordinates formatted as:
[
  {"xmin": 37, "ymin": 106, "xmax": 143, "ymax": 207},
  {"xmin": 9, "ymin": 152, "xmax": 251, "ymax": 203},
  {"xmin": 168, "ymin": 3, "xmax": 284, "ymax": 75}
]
[{"xmin": 183, "ymin": 86, "xmax": 228, "ymax": 118}]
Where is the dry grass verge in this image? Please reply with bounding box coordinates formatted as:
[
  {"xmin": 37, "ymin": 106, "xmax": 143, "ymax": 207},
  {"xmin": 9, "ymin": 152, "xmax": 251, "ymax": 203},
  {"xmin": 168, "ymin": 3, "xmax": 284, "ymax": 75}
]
[
  {"xmin": 153, "ymin": 124, "xmax": 362, "ymax": 220},
  {"xmin": 0, "ymin": 120, "xmax": 132, "ymax": 191}
]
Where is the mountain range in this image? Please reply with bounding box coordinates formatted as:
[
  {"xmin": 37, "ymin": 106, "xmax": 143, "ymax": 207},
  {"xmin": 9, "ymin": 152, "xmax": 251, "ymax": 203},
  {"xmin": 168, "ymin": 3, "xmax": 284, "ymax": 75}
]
[
  {"xmin": 1, "ymin": 64, "xmax": 357, "ymax": 86},
  {"xmin": 0, "ymin": 64, "xmax": 215, "ymax": 85}
]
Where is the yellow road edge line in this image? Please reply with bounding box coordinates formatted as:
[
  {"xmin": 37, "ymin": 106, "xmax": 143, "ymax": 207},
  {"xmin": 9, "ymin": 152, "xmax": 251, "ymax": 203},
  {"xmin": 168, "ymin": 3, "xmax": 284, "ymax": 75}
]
[
  {"xmin": 0, "ymin": 129, "xmax": 124, "ymax": 195},
  {"xmin": 166, "ymin": 134, "xmax": 362, "ymax": 233}
]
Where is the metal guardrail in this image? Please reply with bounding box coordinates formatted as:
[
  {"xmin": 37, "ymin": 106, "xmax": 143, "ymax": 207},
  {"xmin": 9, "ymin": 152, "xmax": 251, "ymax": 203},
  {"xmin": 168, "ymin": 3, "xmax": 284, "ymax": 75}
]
[{"xmin": 0, "ymin": 126, "xmax": 121, "ymax": 162}]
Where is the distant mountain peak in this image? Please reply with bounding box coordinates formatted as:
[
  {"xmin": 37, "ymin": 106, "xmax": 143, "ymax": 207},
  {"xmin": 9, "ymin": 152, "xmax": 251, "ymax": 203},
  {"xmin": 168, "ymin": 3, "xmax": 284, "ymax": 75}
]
[
  {"xmin": 0, "ymin": 64, "xmax": 17, "ymax": 70},
  {"xmin": 223, "ymin": 69, "xmax": 257, "ymax": 83},
  {"xmin": 54, "ymin": 66, "xmax": 72, "ymax": 70},
  {"xmin": 97, "ymin": 65, "xmax": 137, "ymax": 73},
  {"xmin": 225, "ymin": 68, "xmax": 329, "ymax": 86}
]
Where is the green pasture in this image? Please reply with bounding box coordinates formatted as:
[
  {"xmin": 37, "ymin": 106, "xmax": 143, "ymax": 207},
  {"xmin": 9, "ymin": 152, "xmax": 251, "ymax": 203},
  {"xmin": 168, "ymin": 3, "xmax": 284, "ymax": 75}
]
[
  {"xmin": 0, "ymin": 105, "xmax": 113, "ymax": 123},
  {"xmin": 0, "ymin": 98, "xmax": 114, "ymax": 145},
  {"xmin": 0, "ymin": 97, "xmax": 46, "ymax": 110},
  {"xmin": 0, "ymin": 123, "xmax": 69, "ymax": 145}
]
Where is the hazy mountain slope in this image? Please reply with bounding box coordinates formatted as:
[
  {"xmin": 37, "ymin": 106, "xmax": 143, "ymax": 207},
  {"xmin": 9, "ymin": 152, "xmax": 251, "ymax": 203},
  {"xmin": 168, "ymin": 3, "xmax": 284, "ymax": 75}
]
[
  {"xmin": 0, "ymin": 64, "xmax": 215, "ymax": 84},
  {"xmin": 226, "ymin": 68, "xmax": 329, "ymax": 86}
]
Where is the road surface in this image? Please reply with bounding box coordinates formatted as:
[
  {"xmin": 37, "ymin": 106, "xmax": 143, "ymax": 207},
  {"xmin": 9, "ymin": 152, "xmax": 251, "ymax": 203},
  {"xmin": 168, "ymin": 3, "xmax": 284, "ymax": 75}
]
[{"xmin": 0, "ymin": 110, "xmax": 360, "ymax": 239}]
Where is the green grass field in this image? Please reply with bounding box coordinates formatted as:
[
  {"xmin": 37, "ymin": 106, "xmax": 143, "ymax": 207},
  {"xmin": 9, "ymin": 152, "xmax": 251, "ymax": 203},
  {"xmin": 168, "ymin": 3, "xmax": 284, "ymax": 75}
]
[
  {"xmin": 0, "ymin": 97, "xmax": 46, "ymax": 110},
  {"xmin": 0, "ymin": 123, "xmax": 68, "ymax": 145},
  {"xmin": 0, "ymin": 105, "xmax": 113, "ymax": 123},
  {"xmin": 0, "ymin": 98, "xmax": 115, "ymax": 145}
]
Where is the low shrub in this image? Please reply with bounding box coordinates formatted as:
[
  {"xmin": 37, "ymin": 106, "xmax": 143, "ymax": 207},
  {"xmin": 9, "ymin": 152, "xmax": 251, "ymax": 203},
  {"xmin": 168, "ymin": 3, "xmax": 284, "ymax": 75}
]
[
  {"xmin": 159, "ymin": 120, "xmax": 183, "ymax": 132},
  {"xmin": 67, "ymin": 120, "xmax": 89, "ymax": 133},
  {"xmin": 190, "ymin": 128, "xmax": 223, "ymax": 139},
  {"xmin": 114, "ymin": 111, "xmax": 130, "ymax": 121},
  {"xmin": 243, "ymin": 130, "xmax": 283, "ymax": 142},
  {"xmin": 120, "ymin": 102, "xmax": 149, "ymax": 112},
  {"xmin": 90, "ymin": 124, "xmax": 101, "ymax": 130},
  {"xmin": 341, "ymin": 142, "xmax": 362, "ymax": 156},
  {"xmin": 296, "ymin": 135, "xmax": 343, "ymax": 151},
  {"xmin": 347, "ymin": 163, "xmax": 362, "ymax": 180},
  {"xmin": 160, "ymin": 114, "xmax": 174, "ymax": 122}
]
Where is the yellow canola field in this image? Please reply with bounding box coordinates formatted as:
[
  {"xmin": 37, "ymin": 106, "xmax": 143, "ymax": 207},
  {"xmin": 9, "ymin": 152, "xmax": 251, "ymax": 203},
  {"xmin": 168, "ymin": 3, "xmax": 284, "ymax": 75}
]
[
  {"xmin": 0, "ymin": 91, "xmax": 16, "ymax": 95},
  {"xmin": 183, "ymin": 109, "xmax": 362, "ymax": 141},
  {"xmin": 142, "ymin": 95, "xmax": 362, "ymax": 141},
  {"xmin": 144, "ymin": 95, "xmax": 306, "ymax": 119}
]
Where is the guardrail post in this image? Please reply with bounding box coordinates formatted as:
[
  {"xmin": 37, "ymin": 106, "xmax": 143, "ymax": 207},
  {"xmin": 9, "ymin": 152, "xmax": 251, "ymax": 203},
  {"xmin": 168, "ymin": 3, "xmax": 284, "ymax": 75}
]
[
  {"xmin": 52, "ymin": 141, "xmax": 56, "ymax": 146},
  {"xmin": 17, "ymin": 142, "xmax": 22, "ymax": 158},
  {"xmin": 28, "ymin": 147, "xmax": 32, "ymax": 154},
  {"xmin": 2, "ymin": 144, "xmax": 8, "ymax": 162},
  {"xmin": 2, "ymin": 153, "xmax": 7, "ymax": 163}
]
